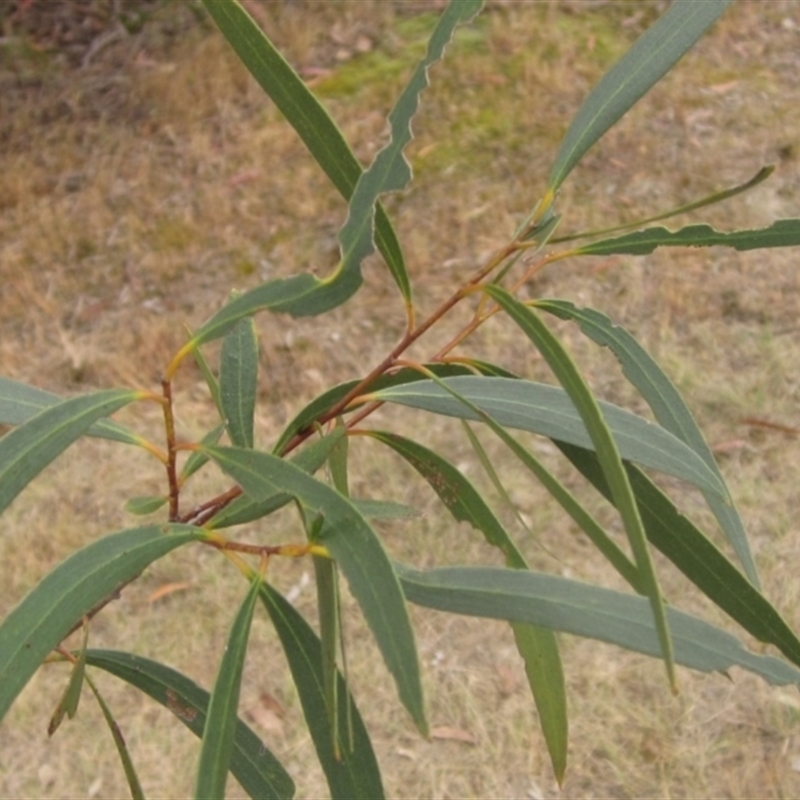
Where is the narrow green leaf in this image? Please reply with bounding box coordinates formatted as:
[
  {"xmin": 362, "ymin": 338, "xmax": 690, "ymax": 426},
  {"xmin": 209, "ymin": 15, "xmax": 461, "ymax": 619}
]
[
  {"xmin": 273, "ymin": 362, "xmax": 497, "ymax": 455},
  {"xmin": 396, "ymin": 372, "xmax": 640, "ymax": 590},
  {"xmin": 551, "ymin": 166, "xmax": 775, "ymax": 246},
  {"xmin": 548, "ymin": 0, "xmax": 732, "ymax": 192},
  {"xmin": 537, "ymin": 299, "xmax": 759, "ymax": 588},
  {"xmin": 193, "ymin": 0, "xmax": 486, "ymax": 331},
  {"xmin": 370, "ymin": 376, "xmax": 725, "ymax": 499},
  {"xmin": 328, "ymin": 0, "xmax": 484, "ymax": 316},
  {"xmin": 352, "ymin": 499, "xmax": 420, "ymax": 520},
  {"xmin": 220, "ymin": 317, "xmax": 259, "ymax": 449},
  {"xmin": 461, "ymin": 420, "xmax": 539, "ymax": 546},
  {"xmin": 0, "ymin": 389, "xmax": 142, "ymax": 516},
  {"xmin": 369, "ymin": 431, "xmax": 567, "ymax": 780},
  {"xmin": 48, "ymin": 622, "xmax": 89, "ymax": 737},
  {"xmin": 396, "ymin": 564, "xmax": 800, "ymax": 688},
  {"xmin": 201, "ymin": 0, "xmax": 410, "ymax": 305},
  {"xmin": 0, "ymin": 376, "xmax": 141, "ymax": 446},
  {"xmin": 573, "ymin": 218, "xmax": 800, "ymax": 257},
  {"xmin": 0, "ymin": 525, "xmax": 203, "ymax": 723},
  {"xmin": 260, "ymin": 583, "xmax": 384, "ymax": 799},
  {"xmin": 328, "ymin": 421, "xmax": 350, "ymax": 497},
  {"xmin": 484, "ymin": 286, "xmax": 674, "ymax": 686},
  {"xmin": 84, "ymin": 673, "xmax": 146, "ymax": 800},
  {"xmin": 85, "ymin": 650, "xmax": 293, "ymax": 799},
  {"xmin": 180, "ymin": 423, "xmax": 227, "ymax": 483},
  {"xmin": 189, "ymin": 274, "xmax": 319, "ymax": 349},
  {"xmin": 204, "ymin": 445, "xmax": 426, "ymax": 735},
  {"xmin": 124, "ymin": 496, "xmax": 168, "ymax": 516},
  {"xmin": 314, "ymin": 556, "xmax": 342, "ymax": 759},
  {"xmin": 556, "ymin": 442, "xmax": 800, "ymax": 670},
  {"xmin": 208, "ymin": 429, "xmax": 345, "ymax": 529},
  {"xmin": 189, "ymin": 337, "xmax": 223, "ymax": 418},
  {"xmin": 195, "ymin": 574, "xmax": 262, "ymax": 800}
]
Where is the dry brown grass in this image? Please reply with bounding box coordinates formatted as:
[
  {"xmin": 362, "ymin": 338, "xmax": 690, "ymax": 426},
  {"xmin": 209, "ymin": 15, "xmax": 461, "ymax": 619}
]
[{"xmin": 2, "ymin": 0, "xmax": 800, "ymax": 797}]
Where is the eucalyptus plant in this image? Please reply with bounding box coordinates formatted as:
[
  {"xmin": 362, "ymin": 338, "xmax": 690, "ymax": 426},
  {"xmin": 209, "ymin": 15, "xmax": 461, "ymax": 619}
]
[{"xmin": 3, "ymin": 1, "xmax": 800, "ymax": 797}]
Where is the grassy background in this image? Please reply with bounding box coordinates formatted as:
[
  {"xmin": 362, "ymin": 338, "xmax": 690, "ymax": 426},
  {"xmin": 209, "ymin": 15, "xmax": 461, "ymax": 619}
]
[{"xmin": 2, "ymin": 0, "xmax": 800, "ymax": 797}]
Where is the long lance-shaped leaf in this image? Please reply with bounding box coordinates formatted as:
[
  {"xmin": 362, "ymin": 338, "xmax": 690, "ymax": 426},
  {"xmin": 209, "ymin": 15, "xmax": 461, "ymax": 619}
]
[
  {"xmin": 405, "ymin": 379, "xmax": 641, "ymax": 591},
  {"xmin": 48, "ymin": 621, "xmax": 90, "ymax": 737},
  {"xmin": 195, "ymin": 574, "xmax": 262, "ymax": 800},
  {"xmin": 191, "ymin": 0, "xmax": 483, "ymax": 338},
  {"xmin": 201, "ymin": 0, "xmax": 410, "ymax": 306},
  {"xmin": 369, "ymin": 377, "xmax": 725, "ymax": 499},
  {"xmin": 484, "ymin": 286, "xmax": 674, "ymax": 686},
  {"xmin": 396, "ymin": 563, "xmax": 800, "ymax": 688},
  {"xmin": 547, "ymin": 0, "xmax": 732, "ymax": 193},
  {"xmin": 186, "ymin": 274, "xmax": 319, "ymax": 355},
  {"xmin": 556, "ymin": 441, "xmax": 800, "ymax": 670},
  {"xmin": 325, "ymin": 0, "xmax": 483, "ymax": 316},
  {"xmin": 273, "ymin": 362, "xmax": 511, "ymax": 455},
  {"xmin": 190, "ymin": 336, "xmax": 224, "ymax": 418},
  {"xmin": 536, "ymin": 299, "xmax": 759, "ymax": 588},
  {"xmin": 352, "ymin": 498, "xmax": 420, "ymax": 520},
  {"xmin": 83, "ymin": 673, "xmax": 146, "ymax": 800},
  {"xmin": 0, "ymin": 525, "xmax": 203, "ymax": 722},
  {"xmin": 573, "ymin": 218, "xmax": 800, "ymax": 257},
  {"xmin": 0, "ymin": 389, "xmax": 144, "ymax": 516},
  {"xmin": 369, "ymin": 431, "xmax": 567, "ymax": 783},
  {"xmin": 314, "ymin": 556, "xmax": 343, "ymax": 759},
  {"xmin": 0, "ymin": 376, "xmax": 141, "ymax": 446},
  {"xmin": 318, "ymin": 425, "xmax": 351, "ymax": 757},
  {"xmin": 85, "ymin": 650, "xmax": 294, "ymax": 800},
  {"xmin": 203, "ymin": 445, "xmax": 427, "ymax": 735},
  {"xmin": 209, "ymin": 428, "xmax": 345, "ymax": 529},
  {"xmin": 260, "ymin": 583, "xmax": 384, "ymax": 800},
  {"xmin": 180, "ymin": 422, "xmax": 228, "ymax": 485},
  {"xmin": 551, "ymin": 166, "xmax": 774, "ymax": 246},
  {"xmin": 219, "ymin": 317, "xmax": 259, "ymax": 449}
]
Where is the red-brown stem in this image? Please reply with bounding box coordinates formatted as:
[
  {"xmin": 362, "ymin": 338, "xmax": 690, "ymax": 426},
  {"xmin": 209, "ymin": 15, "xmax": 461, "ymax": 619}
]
[
  {"xmin": 178, "ymin": 240, "xmax": 525, "ymax": 528},
  {"xmin": 161, "ymin": 378, "xmax": 180, "ymax": 520},
  {"xmin": 179, "ymin": 485, "xmax": 242, "ymax": 525},
  {"xmin": 280, "ymin": 241, "xmax": 520, "ymax": 455}
]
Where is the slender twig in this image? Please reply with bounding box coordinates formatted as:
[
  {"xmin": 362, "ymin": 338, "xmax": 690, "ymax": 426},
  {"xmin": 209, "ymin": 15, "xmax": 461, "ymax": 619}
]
[{"xmin": 160, "ymin": 378, "xmax": 180, "ymax": 520}]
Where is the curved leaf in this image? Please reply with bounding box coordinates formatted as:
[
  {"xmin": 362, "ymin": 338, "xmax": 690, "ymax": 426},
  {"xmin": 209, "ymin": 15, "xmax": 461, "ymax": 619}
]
[
  {"xmin": 0, "ymin": 525, "xmax": 203, "ymax": 722},
  {"xmin": 370, "ymin": 431, "xmax": 567, "ymax": 781},
  {"xmin": 260, "ymin": 583, "xmax": 383, "ymax": 799},
  {"xmin": 180, "ymin": 423, "xmax": 227, "ymax": 484},
  {"xmin": 556, "ymin": 441, "xmax": 800, "ymax": 670},
  {"xmin": 203, "ymin": 445, "xmax": 426, "ymax": 735},
  {"xmin": 125, "ymin": 495, "xmax": 169, "ymax": 516},
  {"xmin": 208, "ymin": 429, "xmax": 345, "ymax": 529},
  {"xmin": 396, "ymin": 564, "xmax": 800, "ymax": 688},
  {"xmin": 196, "ymin": 0, "xmax": 483, "ymax": 328},
  {"xmin": 195, "ymin": 574, "xmax": 262, "ymax": 800},
  {"xmin": 547, "ymin": 0, "xmax": 732, "ymax": 192},
  {"xmin": 272, "ymin": 362, "xmax": 506, "ymax": 455},
  {"xmin": 370, "ymin": 376, "xmax": 725, "ymax": 498},
  {"xmin": 0, "ymin": 377, "xmax": 141, "ymax": 446},
  {"xmin": 536, "ymin": 299, "xmax": 759, "ymax": 588},
  {"xmin": 401, "ymin": 373, "xmax": 640, "ymax": 590},
  {"xmin": 573, "ymin": 218, "xmax": 800, "ymax": 257},
  {"xmin": 86, "ymin": 649, "xmax": 294, "ymax": 799},
  {"xmin": 84, "ymin": 673, "xmax": 146, "ymax": 800},
  {"xmin": 484, "ymin": 287, "xmax": 673, "ymax": 685},
  {"xmin": 220, "ymin": 317, "xmax": 259, "ymax": 449},
  {"xmin": 201, "ymin": 0, "xmax": 410, "ymax": 305},
  {"xmin": 0, "ymin": 389, "xmax": 143, "ymax": 516},
  {"xmin": 326, "ymin": 0, "xmax": 483, "ymax": 316},
  {"xmin": 551, "ymin": 166, "xmax": 775, "ymax": 246}
]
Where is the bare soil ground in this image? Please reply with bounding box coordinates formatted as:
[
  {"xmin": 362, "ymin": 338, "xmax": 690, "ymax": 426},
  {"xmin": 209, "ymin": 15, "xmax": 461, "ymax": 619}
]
[{"xmin": 2, "ymin": 1, "xmax": 800, "ymax": 798}]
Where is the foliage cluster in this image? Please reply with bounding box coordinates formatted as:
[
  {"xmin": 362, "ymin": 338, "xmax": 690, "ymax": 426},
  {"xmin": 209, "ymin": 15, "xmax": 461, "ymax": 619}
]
[{"xmin": 3, "ymin": 1, "xmax": 800, "ymax": 796}]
